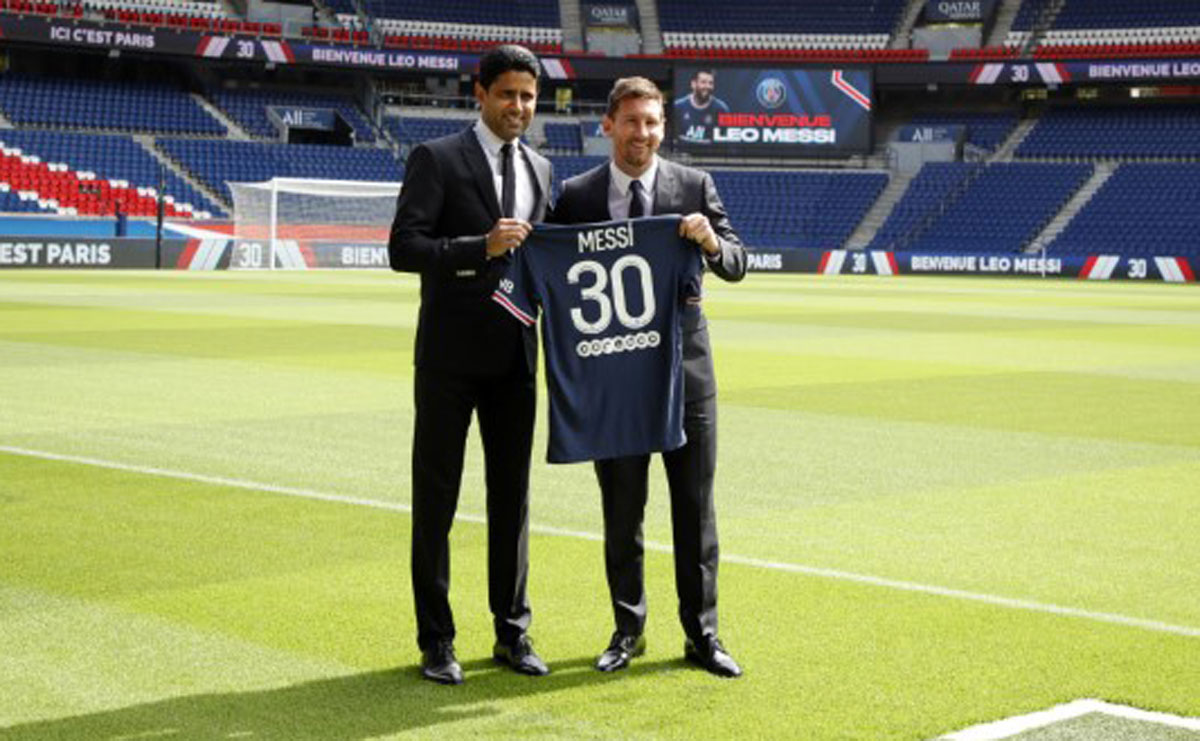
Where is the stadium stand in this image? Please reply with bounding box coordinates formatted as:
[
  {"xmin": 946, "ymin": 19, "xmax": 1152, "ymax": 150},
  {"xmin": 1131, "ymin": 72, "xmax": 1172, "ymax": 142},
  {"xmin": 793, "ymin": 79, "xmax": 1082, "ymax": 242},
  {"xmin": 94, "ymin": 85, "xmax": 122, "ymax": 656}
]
[
  {"xmin": 1048, "ymin": 0, "xmax": 1200, "ymax": 32},
  {"xmin": 0, "ymin": 186, "xmax": 54, "ymax": 214},
  {"xmin": 365, "ymin": 0, "xmax": 558, "ymax": 28},
  {"xmin": 905, "ymin": 112, "xmax": 1020, "ymax": 153},
  {"xmin": 0, "ymin": 137, "xmax": 209, "ymax": 218},
  {"xmin": 79, "ymin": 0, "xmax": 282, "ymax": 36},
  {"xmin": 546, "ymin": 155, "xmax": 606, "ymax": 190},
  {"xmin": 209, "ymin": 87, "xmax": 377, "ymax": 143},
  {"xmin": 382, "ymin": 116, "xmax": 468, "ymax": 150},
  {"xmin": 947, "ymin": 46, "xmax": 1020, "ymax": 61},
  {"xmin": 157, "ymin": 138, "xmax": 401, "ymax": 203},
  {"xmin": 659, "ymin": 0, "xmax": 914, "ymax": 60},
  {"xmin": 1046, "ymin": 164, "xmax": 1200, "ymax": 257},
  {"xmin": 84, "ymin": 0, "xmax": 225, "ymax": 19},
  {"xmin": 876, "ymin": 163, "xmax": 1091, "ymax": 253},
  {"xmin": 542, "ymin": 122, "xmax": 584, "ymax": 154},
  {"xmin": 0, "ymin": 0, "xmax": 1196, "ymax": 267},
  {"xmin": 370, "ymin": 0, "xmax": 563, "ymax": 54},
  {"xmin": 711, "ymin": 170, "xmax": 888, "ymax": 250},
  {"xmin": 1016, "ymin": 104, "xmax": 1200, "ymax": 160},
  {"xmin": 0, "ymin": 129, "xmax": 221, "ymax": 217},
  {"xmin": 869, "ymin": 163, "xmax": 977, "ymax": 252},
  {"xmin": 0, "ymin": 74, "xmax": 225, "ymax": 136},
  {"xmin": 1009, "ymin": 0, "xmax": 1200, "ymax": 58},
  {"xmin": 0, "ymin": 0, "xmax": 85, "ymax": 18}
]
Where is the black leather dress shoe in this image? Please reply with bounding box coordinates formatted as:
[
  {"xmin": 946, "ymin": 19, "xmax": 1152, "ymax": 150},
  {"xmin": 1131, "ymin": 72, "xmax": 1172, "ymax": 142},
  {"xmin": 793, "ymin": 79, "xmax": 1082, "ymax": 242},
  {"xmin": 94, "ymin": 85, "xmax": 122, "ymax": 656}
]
[
  {"xmin": 421, "ymin": 641, "xmax": 463, "ymax": 684},
  {"xmin": 493, "ymin": 634, "xmax": 550, "ymax": 676},
  {"xmin": 684, "ymin": 636, "xmax": 742, "ymax": 678},
  {"xmin": 595, "ymin": 632, "xmax": 646, "ymax": 672}
]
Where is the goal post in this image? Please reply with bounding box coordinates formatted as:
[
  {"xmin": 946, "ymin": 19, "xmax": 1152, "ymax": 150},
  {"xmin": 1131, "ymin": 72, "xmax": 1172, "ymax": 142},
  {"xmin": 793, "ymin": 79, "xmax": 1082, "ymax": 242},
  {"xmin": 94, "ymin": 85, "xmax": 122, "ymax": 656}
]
[{"xmin": 227, "ymin": 177, "xmax": 402, "ymax": 269}]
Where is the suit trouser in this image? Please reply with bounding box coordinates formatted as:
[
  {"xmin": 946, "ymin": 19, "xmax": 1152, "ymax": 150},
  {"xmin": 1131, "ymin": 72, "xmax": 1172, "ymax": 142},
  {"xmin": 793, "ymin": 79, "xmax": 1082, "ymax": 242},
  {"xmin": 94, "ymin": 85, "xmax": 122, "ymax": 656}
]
[
  {"xmin": 594, "ymin": 394, "xmax": 719, "ymax": 642},
  {"xmin": 410, "ymin": 366, "xmax": 536, "ymax": 651}
]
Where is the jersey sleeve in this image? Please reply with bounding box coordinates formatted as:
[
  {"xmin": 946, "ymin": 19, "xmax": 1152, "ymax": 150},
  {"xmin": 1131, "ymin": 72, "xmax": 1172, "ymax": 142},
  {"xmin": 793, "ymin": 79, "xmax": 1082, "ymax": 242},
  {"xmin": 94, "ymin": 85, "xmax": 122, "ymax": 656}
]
[
  {"xmin": 491, "ymin": 243, "xmax": 539, "ymax": 327},
  {"xmin": 672, "ymin": 223, "xmax": 705, "ymax": 302}
]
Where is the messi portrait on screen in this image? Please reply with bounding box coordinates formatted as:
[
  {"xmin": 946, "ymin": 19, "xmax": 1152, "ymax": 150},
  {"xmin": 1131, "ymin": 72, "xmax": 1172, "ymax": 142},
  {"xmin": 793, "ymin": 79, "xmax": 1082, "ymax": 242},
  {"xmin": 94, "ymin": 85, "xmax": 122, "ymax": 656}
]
[{"xmin": 671, "ymin": 65, "xmax": 874, "ymax": 157}]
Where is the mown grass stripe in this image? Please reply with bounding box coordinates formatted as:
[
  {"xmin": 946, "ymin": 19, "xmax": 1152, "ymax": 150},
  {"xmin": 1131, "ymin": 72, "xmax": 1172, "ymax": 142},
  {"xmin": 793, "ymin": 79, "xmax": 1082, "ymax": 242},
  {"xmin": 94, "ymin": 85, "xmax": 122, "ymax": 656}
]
[{"xmin": 5, "ymin": 443, "xmax": 1198, "ymax": 640}]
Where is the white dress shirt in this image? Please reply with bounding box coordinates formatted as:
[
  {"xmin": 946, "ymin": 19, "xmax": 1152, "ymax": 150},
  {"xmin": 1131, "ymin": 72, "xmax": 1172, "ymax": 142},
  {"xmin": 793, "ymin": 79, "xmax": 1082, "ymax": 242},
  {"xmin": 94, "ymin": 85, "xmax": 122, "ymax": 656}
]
[
  {"xmin": 474, "ymin": 119, "xmax": 535, "ymax": 221},
  {"xmin": 607, "ymin": 157, "xmax": 658, "ymax": 221}
]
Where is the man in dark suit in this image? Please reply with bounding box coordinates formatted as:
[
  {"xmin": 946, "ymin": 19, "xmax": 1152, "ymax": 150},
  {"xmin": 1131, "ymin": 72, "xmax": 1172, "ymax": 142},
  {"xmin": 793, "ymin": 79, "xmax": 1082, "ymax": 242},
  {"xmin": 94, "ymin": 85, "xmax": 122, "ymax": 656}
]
[
  {"xmin": 388, "ymin": 45, "xmax": 553, "ymax": 685},
  {"xmin": 551, "ymin": 76, "xmax": 746, "ymax": 678}
]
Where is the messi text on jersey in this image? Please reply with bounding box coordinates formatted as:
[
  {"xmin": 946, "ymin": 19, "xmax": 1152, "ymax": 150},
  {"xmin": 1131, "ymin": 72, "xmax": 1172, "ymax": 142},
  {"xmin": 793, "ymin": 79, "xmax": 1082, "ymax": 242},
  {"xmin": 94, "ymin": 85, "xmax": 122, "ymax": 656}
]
[{"xmin": 577, "ymin": 222, "xmax": 635, "ymax": 253}]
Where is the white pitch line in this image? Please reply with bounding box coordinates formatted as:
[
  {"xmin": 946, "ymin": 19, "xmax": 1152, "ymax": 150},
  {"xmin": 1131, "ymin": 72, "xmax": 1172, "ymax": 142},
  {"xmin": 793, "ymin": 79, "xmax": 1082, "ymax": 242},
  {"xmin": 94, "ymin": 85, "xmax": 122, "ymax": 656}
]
[
  {"xmin": 940, "ymin": 698, "xmax": 1200, "ymax": 739},
  {"xmin": 3, "ymin": 444, "xmax": 1199, "ymax": 640}
]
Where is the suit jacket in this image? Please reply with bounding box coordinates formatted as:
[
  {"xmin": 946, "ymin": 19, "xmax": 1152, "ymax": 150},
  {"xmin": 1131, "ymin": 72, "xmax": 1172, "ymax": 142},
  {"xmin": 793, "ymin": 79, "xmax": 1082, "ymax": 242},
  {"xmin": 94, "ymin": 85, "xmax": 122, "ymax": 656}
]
[
  {"xmin": 550, "ymin": 158, "xmax": 746, "ymax": 400},
  {"xmin": 389, "ymin": 126, "xmax": 553, "ymax": 376}
]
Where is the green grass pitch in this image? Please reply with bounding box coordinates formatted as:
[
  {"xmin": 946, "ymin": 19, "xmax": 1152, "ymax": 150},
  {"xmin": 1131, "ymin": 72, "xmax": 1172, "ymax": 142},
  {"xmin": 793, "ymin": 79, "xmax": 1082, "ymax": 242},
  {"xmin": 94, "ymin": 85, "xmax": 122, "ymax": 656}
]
[{"xmin": 1, "ymin": 270, "xmax": 1198, "ymax": 739}]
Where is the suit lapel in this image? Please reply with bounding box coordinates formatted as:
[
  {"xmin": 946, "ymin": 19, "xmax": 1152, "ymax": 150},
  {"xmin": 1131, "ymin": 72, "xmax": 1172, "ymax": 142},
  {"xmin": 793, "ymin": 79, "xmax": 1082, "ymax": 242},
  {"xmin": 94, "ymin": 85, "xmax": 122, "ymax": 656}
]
[
  {"xmin": 459, "ymin": 128, "xmax": 501, "ymax": 221},
  {"xmin": 652, "ymin": 159, "xmax": 679, "ymax": 216},
  {"xmin": 587, "ymin": 166, "xmax": 614, "ymax": 222},
  {"xmin": 519, "ymin": 143, "xmax": 549, "ymax": 218}
]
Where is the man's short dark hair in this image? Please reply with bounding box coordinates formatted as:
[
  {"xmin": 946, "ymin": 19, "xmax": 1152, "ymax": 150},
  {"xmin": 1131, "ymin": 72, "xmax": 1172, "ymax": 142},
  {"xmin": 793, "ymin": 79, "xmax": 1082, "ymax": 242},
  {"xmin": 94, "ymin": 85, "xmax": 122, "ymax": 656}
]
[
  {"xmin": 606, "ymin": 76, "xmax": 664, "ymax": 119},
  {"xmin": 692, "ymin": 69, "xmax": 716, "ymax": 81},
  {"xmin": 478, "ymin": 45, "xmax": 541, "ymax": 90}
]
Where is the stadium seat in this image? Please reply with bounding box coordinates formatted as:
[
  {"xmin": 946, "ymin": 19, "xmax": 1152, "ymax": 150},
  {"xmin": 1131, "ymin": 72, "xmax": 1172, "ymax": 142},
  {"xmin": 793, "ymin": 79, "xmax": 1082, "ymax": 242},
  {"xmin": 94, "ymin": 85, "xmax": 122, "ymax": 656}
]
[
  {"xmin": 209, "ymin": 88, "xmax": 378, "ymax": 144},
  {"xmin": 706, "ymin": 170, "xmax": 888, "ymax": 250},
  {"xmin": 157, "ymin": 138, "xmax": 402, "ymax": 204},
  {"xmin": 1017, "ymin": 104, "xmax": 1200, "ymax": 159},
  {"xmin": 870, "ymin": 162, "xmax": 1091, "ymax": 253},
  {"xmin": 0, "ymin": 74, "xmax": 225, "ymax": 136},
  {"xmin": 0, "ymin": 132, "xmax": 215, "ymax": 218},
  {"xmin": 1048, "ymin": 163, "xmax": 1200, "ymax": 258}
]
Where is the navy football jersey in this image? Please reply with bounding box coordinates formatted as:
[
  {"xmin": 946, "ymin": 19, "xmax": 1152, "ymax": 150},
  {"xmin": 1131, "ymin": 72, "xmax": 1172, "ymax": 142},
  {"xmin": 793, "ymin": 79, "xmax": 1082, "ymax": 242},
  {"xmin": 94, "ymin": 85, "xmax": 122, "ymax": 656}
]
[
  {"xmin": 493, "ymin": 216, "xmax": 703, "ymax": 464},
  {"xmin": 674, "ymin": 95, "xmax": 730, "ymax": 144}
]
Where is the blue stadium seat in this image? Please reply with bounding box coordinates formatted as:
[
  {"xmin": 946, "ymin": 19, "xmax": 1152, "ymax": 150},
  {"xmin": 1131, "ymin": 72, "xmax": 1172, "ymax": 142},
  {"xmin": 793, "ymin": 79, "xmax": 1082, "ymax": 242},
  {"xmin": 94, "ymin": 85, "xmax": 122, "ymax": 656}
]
[
  {"xmin": 0, "ymin": 74, "xmax": 224, "ymax": 136},
  {"xmin": 1049, "ymin": 164, "xmax": 1200, "ymax": 258},
  {"xmin": 1051, "ymin": 0, "xmax": 1200, "ymax": 30},
  {"xmin": 547, "ymin": 156, "xmax": 607, "ymax": 193},
  {"xmin": 658, "ymin": 0, "xmax": 905, "ymax": 35},
  {"xmin": 906, "ymin": 112, "xmax": 1019, "ymax": 153},
  {"xmin": 363, "ymin": 0, "xmax": 559, "ymax": 27},
  {"xmin": 542, "ymin": 123, "xmax": 584, "ymax": 154},
  {"xmin": 873, "ymin": 162, "xmax": 1091, "ymax": 253},
  {"xmin": 383, "ymin": 116, "xmax": 470, "ymax": 149},
  {"xmin": 0, "ymin": 129, "xmax": 223, "ymax": 217},
  {"xmin": 158, "ymin": 139, "xmax": 402, "ymax": 203},
  {"xmin": 1017, "ymin": 104, "xmax": 1200, "ymax": 159},
  {"xmin": 708, "ymin": 170, "xmax": 887, "ymax": 250},
  {"xmin": 210, "ymin": 88, "xmax": 377, "ymax": 143}
]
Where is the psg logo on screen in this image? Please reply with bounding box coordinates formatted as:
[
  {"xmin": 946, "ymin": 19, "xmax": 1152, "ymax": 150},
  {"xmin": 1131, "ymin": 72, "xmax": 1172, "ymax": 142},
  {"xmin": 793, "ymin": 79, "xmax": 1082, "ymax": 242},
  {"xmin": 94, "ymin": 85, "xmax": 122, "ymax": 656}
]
[{"xmin": 755, "ymin": 78, "xmax": 787, "ymax": 109}]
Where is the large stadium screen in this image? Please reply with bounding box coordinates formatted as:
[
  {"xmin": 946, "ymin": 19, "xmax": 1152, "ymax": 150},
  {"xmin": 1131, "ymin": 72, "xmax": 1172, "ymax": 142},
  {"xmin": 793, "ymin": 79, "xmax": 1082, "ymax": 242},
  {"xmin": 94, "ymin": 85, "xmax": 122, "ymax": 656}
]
[{"xmin": 671, "ymin": 66, "xmax": 874, "ymax": 157}]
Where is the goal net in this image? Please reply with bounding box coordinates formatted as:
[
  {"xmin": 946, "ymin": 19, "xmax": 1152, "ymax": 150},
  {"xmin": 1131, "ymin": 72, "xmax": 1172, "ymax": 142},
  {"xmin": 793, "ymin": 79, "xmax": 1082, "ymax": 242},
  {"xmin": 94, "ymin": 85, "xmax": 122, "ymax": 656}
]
[{"xmin": 227, "ymin": 177, "xmax": 402, "ymax": 269}]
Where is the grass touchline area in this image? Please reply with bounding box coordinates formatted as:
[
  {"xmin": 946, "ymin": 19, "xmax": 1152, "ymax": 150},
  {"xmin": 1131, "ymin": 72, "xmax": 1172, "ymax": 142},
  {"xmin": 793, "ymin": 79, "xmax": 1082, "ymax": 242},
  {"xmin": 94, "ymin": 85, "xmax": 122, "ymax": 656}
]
[
  {"xmin": 2, "ymin": 270, "xmax": 1197, "ymax": 740},
  {"xmin": 4, "ymin": 441, "xmax": 1197, "ymax": 641}
]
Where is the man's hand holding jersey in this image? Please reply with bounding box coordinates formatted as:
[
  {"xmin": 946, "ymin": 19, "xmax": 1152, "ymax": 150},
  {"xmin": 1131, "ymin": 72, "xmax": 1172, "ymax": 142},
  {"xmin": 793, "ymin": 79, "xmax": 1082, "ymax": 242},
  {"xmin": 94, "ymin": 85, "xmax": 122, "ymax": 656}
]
[
  {"xmin": 486, "ymin": 218, "xmax": 533, "ymax": 258},
  {"xmin": 679, "ymin": 212, "xmax": 720, "ymax": 257}
]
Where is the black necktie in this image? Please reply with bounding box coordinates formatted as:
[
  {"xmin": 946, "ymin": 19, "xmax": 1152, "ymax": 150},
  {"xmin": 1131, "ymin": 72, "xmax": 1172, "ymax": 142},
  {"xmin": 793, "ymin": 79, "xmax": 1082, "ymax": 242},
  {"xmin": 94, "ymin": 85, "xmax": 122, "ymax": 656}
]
[
  {"xmin": 500, "ymin": 142, "xmax": 515, "ymax": 218},
  {"xmin": 628, "ymin": 179, "xmax": 645, "ymax": 218}
]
